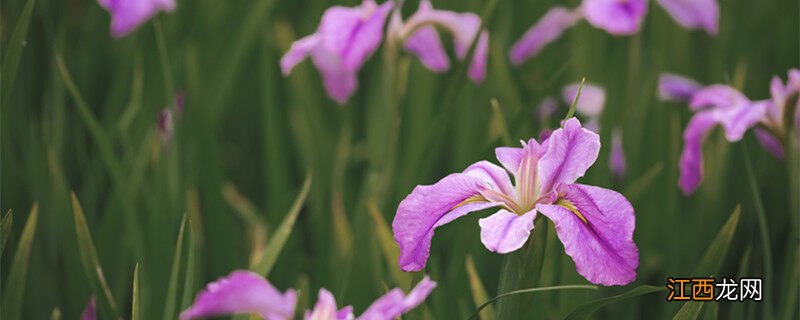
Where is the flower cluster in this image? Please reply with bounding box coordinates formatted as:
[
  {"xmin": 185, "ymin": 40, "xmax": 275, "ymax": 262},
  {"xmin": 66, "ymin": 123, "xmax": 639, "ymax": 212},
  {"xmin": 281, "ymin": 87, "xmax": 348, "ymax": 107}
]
[{"xmin": 658, "ymin": 69, "xmax": 800, "ymax": 194}]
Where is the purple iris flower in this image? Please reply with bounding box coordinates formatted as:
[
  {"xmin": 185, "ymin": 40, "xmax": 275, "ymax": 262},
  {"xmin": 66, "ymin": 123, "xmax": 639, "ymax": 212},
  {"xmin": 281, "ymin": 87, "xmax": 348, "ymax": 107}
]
[
  {"xmin": 678, "ymin": 85, "xmax": 768, "ymax": 194},
  {"xmin": 753, "ymin": 69, "xmax": 800, "ymax": 160},
  {"xmin": 81, "ymin": 296, "xmax": 97, "ymax": 320},
  {"xmin": 98, "ymin": 0, "xmax": 175, "ymax": 38},
  {"xmin": 180, "ymin": 270, "xmax": 436, "ymax": 320},
  {"xmin": 390, "ymin": 0, "xmax": 489, "ymax": 84},
  {"xmin": 280, "ymin": 0, "xmax": 394, "ymax": 104},
  {"xmin": 610, "ymin": 128, "xmax": 627, "ymax": 180},
  {"xmin": 658, "ymin": 73, "xmax": 703, "ymax": 102},
  {"xmin": 393, "ymin": 118, "xmax": 639, "ymax": 286},
  {"xmin": 656, "ymin": 0, "xmax": 719, "ymax": 35},
  {"xmin": 510, "ymin": 0, "xmax": 646, "ymax": 64}
]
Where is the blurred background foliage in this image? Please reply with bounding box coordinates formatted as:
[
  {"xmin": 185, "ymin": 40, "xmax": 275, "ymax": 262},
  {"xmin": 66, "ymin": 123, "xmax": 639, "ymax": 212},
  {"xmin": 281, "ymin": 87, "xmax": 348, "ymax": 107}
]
[{"xmin": 1, "ymin": 0, "xmax": 798, "ymax": 319}]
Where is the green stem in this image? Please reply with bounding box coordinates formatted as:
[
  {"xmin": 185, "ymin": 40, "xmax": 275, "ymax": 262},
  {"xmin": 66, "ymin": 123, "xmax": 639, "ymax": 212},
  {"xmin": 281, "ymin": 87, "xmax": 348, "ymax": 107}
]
[
  {"xmin": 495, "ymin": 218, "xmax": 548, "ymax": 319},
  {"xmin": 742, "ymin": 144, "xmax": 774, "ymax": 320}
]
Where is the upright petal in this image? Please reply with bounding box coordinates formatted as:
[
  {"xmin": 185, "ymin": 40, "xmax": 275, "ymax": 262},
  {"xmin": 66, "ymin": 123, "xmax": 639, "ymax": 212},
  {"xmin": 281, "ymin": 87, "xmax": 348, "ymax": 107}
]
[
  {"xmin": 404, "ymin": 26, "xmax": 451, "ymax": 72},
  {"xmin": 393, "ymin": 173, "xmax": 498, "ymax": 271},
  {"xmin": 754, "ymin": 127, "xmax": 785, "ymax": 160},
  {"xmin": 359, "ymin": 276, "xmax": 437, "ymax": 320},
  {"xmin": 495, "ymin": 146, "xmax": 524, "ymax": 174},
  {"xmin": 656, "ymin": 0, "xmax": 719, "ymax": 35},
  {"xmin": 281, "ymin": 34, "xmax": 322, "ymax": 75},
  {"xmin": 305, "ymin": 289, "xmax": 354, "ymax": 320},
  {"xmin": 478, "ymin": 210, "xmax": 536, "ymax": 253},
  {"xmin": 81, "ymin": 296, "xmax": 97, "ymax": 320},
  {"xmin": 509, "ymin": 7, "xmax": 581, "ymax": 65},
  {"xmin": 464, "ymin": 161, "xmax": 515, "ymax": 198},
  {"xmin": 678, "ymin": 111, "xmax": 716, "ymax": 195},
  {"xmin": 467, "ymin": 31, "xmax": 490, "ymax": 84},
  {"xmin": 339, "ymin": 1, "xmax": 394, "ymax": 71},
  {"xmin": 562, "ymin": 83, "xmax": 606, "ymax": 118},
  {"xmin": 180, "ymin": 270, "xmax": 297, "ymax": 320},
  {"xmin": 581, "ymin": 0, "xmax": 648, "ymax": 35},
  {"xmin": 610, "ymin": 129, "xmax": 627, "ymax": 179},
  {"xmin": 658, "ymin": 73, "xmax": 703, "ymax": 102},
  {"xmin": 536, "ymin": 183, "xmax": 638, "ymax": 286},
  {"xmin": 538, "ymin": 118, "xmax": 601, "ymax": 193}
]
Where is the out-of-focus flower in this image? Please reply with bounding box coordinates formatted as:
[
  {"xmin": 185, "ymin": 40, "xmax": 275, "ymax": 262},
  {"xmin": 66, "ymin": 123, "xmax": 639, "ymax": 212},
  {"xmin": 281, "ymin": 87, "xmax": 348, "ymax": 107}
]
[
  {"xmin": 173, "ymin": 90, "xmax": 186, "ymax": 116},
  {"xmin": 390, "ymin": 0, "xmax": 489, "ymax": 84},
  {"xmin": 581, "ymin": 0, "xmax": 648, "ymax": 35},
  {"xmin": 99, "ymin": 0, "xmax": 175, "ymax": 38},
  {"xmin": 658, "ymin": 74, "xmax": 703, "ymax": 102},
  {"xmin": 509, "ymin": 7, "xmax": 581, "ymax": 65},
  {"xmin": 393, "ymin": 118, "xmax": 639, "ymax": 286},
  {"xmin": 610, "ymin": 129, "xmax": 626, "ymax": 180},
  {"xmin": 562, "ymin": 83, "xmax": 606, "ymax": 118},
  {"xmin": 656, "ymin": 0, "xmax": 719, "ymax": 35},
  {"xmin": 678, "ymin": 85, "xmax": 768, "ymax": 194},
  {"xmin": 535, "ymin": 97, "xmax": 559, "ymax": 120},
  {"xmin": 180, "ymin": 270, "xmax": 436, "ymax": 320},
  {"xmin": 157, "ymin": 108, "xmax": 174, "ymax": 144},
  {"xmin": 81, "ymin": 296, "xmax": 96, "ymax": 320},
  {"xmin": 280, "ymin": 0, "xmax": 394, "ymax": 104}
]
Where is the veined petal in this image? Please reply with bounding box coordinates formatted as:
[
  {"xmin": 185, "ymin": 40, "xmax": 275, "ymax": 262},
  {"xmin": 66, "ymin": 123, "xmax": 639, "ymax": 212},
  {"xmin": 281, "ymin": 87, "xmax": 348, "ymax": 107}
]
[
  {"xmin": 101, "ymin": 0, "xmax": 176, "ymax": 38},
  {"xmin": 495, "ymin": 147, "xmax": 524, "ymax": 174},
  {"xmin": 754, "ymin": 127, "xmax": 785, "ymax": 160},
  {"xmin": 281, "ymin": 34, "xmax": 322, "ymax": 75},
  {"xmin": 656, "ymin": 0, "xmax": 719, "ymax": 35},
  {"xmin": 393, "ymin": 174, "xmax": 498, "ymax": 271},
  {"xmin": 464, "ymin": 161, "xmax": 515, "ymax": 198},
  {"xmin": 478, "ymin": 210, "xmax": 536, "ymax": 254},
  {"xmin": 538, "ymin": 118, "xmax": 601, "ymax": 193},
  {"xmin": 305, "ymin": 289, "xmax": 354, "ymax": 320},
  {"xmin": 678, "ymin": 111, "xmax": 716, "ymax": 195},
  {"xmin": 536, "ymin": 183, "xmax": 638, "ymax": 286},
  {"xmin": 467, "ymin": 31, "xmax": 490, "ymax": 84},
  {"xmin": 81, "ymin": 296, "xmax": 97, "ymax": 320},
  {"xmin": 404, "ymin": 26, "xmax": 451, "ymax": 72},
  {"xmin": 658, "ymin": 73, "xmax": 703, "ymax": 102},
  {"xmin": 509, "ymin": 7, "xmax": 581, "ymax": 65},
  {"xmin": 581, "ymin": 0, "xmax": 648, "ymax": 35},
  {"xmin": 562, "ymin": 83, "xmax": 606, "ymax": 118},
  {"xmin": 179, "ymin": 270, "xmax": 297, "ymax": 320},
  {"xmin": 358, "ymin": 276, "xmax": 437, "ymax": 320}
]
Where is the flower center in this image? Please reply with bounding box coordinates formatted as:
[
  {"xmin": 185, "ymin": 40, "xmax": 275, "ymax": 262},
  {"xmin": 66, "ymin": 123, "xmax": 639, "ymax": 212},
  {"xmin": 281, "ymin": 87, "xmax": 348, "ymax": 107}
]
[{"xmin": 555, "ymin": 198, "xmax": 588, "ymax": 224}]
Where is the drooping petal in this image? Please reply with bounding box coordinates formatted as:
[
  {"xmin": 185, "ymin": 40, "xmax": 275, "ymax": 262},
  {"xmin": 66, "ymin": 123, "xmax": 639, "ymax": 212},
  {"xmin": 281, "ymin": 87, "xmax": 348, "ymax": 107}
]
[
  {"xmin": 281, "ymin": 34, "xmax": 322, "ymax": 75},
  {"xmin": 509, "ymin": 7, "xmax": 581, "ymax": 65},
  {"xmin": 305, "ymin": 289, "xmax": 354, "ymax": 320},
  {"xmin": 338, "ymin": 2, "xmax": 394, "ymax": 71},
  {"xmin": 100, "ymin": 0, "xmax": 175, "ymax": 38},
  {"xmin": 81, "ymin": 296, "xmax": 97, "ymax": 320},
  {"xmin": 656, "ymin": 0, "xmax": 719, "ymax": 35},
  {"xmin": 180, "ymin": 270, "xmax": 297, "ymax": 320},
  {"xmin": 717, "ymin": 100, "xmax": 768, "ymax": 142},
  {"xmin": 562, "ymin": 83, "xmax": 606, "ymax": 118},
  {"xmin": 610, "ymin": 129, "xmax": 627, "ymax": 179},
  {"xmin": 658, "ymin": 73, "xmax": 703, "ymax": 102},
  {"xmin": 536, "ymin": 183, "xmax": 638, "ymax": 286},
  {"xmin": 581, "ymin": 0, "xmax": 648, "ymax": 35},
  {"xmin": 538, "ymin": 118, "xmax": 601, "ymax": 193},
  {"xmin": 478, "ymin": 210, "xmax": 536, "ymax": 253},
  {"xmin": 310, "ymin": 46, "xmax": 359, "ymax": 105},
  {"xmin": 678, "ymin": 111, "xmax": 716, "ymax": 195},
  {"xmin": 404, "ymin": 26, "xmax": 451, "ymax": 72},
  {"xmin": 754, "ymin": 127, "xmax": 785, "ymax": 160},
  {"xmin": 358, "ymin": 276, "xmax": 437, "ymax": 320},
  {"xmin": 467, "ymin": 31, "xmax": 489, "ymax": 84},
  {"xmin": 393, "ymin": 174, "xmax": 498, "ymax": 271},
  {"xmin": 402, "ymin": 1, "xmax": 481, "ymax": 60}
]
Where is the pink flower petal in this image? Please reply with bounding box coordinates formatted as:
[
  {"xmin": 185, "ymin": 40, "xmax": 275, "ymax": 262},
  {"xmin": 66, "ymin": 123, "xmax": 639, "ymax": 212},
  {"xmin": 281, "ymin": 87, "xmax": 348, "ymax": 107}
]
[
  {"xmin": 81, "ymin": 296, "xmax": 97, "ymax": 320},
  {"xmin": 478, "ymin": 210, "xmax": 536, "ymax": 253},
  {"xmin": 359, "ymin": 276, "xmax": 437, "ymax": 320},
  {"xmin": 404, "ymin": 26, "xmax": 451, "ymax": 72},
  {"xmin": 467, "ymin": 31, "xmax": 489, "ymax": 84},
  {"xmin": 281, "ymin": 34, "xmax": 322, "ymax": 75},
  {"xmin": 581, "ymin": 0, "xmax": 648, "ymax": 35},
  {"xmin": 658, "ymin": 73, "xmax": 703, "ymax": 102},
  {"xmin": 536, "ymin": 183, "xmax": 638, "ymax": 286},
  {"xmin": 754, "ymin": 127, "xmax": 785, "ymax": 160},
  {"xmin": 538, "ymin": 118, "xmax": 601, "ymax": 193},
  {"xmin": 305, "ymin": 289, "xmax": 354, "ymax": 320},
  {"xmin": 509, "ymin": 7, "xmax": 581, "ymax": 65},
  {"xmin": 678, "ymin": 111, "xmax": 716, "ymax": 195},
  {"xmin": 656, "ymin": 0, "xmax": 719, "ymax": 35},
  {"xmin": 562, "ymin": 83, "xmax": 606, "ymax": 118},
  {"xmin": 180, "ymin": 270, "xmax": 296, "ymax": 320},
  {"xmin": 100, "ymin": 0, "xmax": 175, "ymax": 38}
]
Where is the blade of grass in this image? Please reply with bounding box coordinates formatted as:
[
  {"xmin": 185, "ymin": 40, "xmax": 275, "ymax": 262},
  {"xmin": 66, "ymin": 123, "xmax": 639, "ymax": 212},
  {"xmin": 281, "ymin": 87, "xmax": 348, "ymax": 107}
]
[
  {"xmin": 2, "ymin": 204, "xmax": 38, "ymax": 320},
  {"xmin": 466, "ymin": 255, "xmax": 495, "ymax": 320},
  {"xmin": 469, "ymin": 284, "xmax": 599, "ymax": 320},
  {"xmin": 367, "ymin": 199, "xmax": 410, "ymax": 286},
  {"xmin": 132, "ymin": 263, "xmax": 140, "ymax": 320},
  {"xmin": 563, "ymin": 77, "xmax": 586, "ymax": 124},
  {"xmin": 490, "ymin": 98, "xmax": 513, "ymax": 146},
  {"xmin": 1, "ymin": 209, "xmax": 12, "ymax": 255},
  {"xmin": 70, "ymin": 193, "xmax": 121, "ymax": 319},
  {"xmin": 1, "ymin": 0, "xmax": 36, "ymax": 108},
  {"xmin": 742, "ymin": 145, "xmax": 774, "ymax": 320},
  {"xmin": 563, "ymin": 285, "xmax": 663, "ymax": 320},
  {"xmin": 180, "ymin": 220, "xmax": 197, "ymax": 310},
  {"xmin": 623, "ymin": 162, "xmax": 664, "ymax": 202},
  {"xmin": 162, "ymin": 213, "xmax": 188, "ymax": 320},
  {"xmin": 251, "ymin": 171, "xmax": 312, "ymax": 276}
]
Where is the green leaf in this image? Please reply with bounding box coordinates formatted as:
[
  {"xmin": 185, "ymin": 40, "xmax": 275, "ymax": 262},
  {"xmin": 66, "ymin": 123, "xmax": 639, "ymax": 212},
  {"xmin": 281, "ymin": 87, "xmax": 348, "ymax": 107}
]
[
  {"xmin": 563, "ymin": 285, "xmax": 663, "ymax": 320},
  {"xmin": 2, "ymin": 204, "xmax": 38, "ymax": 320},
  {"xmin": 673, "ymin": 205, "xmax": 741, "ymax": 320},
  {"xmin": 470, "ymin": 284, "xmax": 599, "ymax": 320},
  {"xmin": 367, "ymin": 199, "xmax": 410, "ymax": 286},
  {"xmin": 251, "ymin": 172, "xmax": 312, "ymax": 276},
  {"xmin": 132, "ymin": 263, "xmax": 140, "ymax": 320},
  {"xmin": 1, "ymin": 209, "xmax": 13, "ymax": 255},
  {"xmin": 162, "ymin": 213, "xmax": 188, "ymax": 320},
  {"xmin": 70, "ymin": 193, "xmax": 121, "ymax": 319},
  {"xmin": 1, "ymin": 0, "xmax": 36, "ymax": 107},
  {"xmin": 563, "ymin": 77, "xmax": 586, "ymax": 124},
  {"xmin": 623, "ymin": 162, "xmax": 664, "ymax": 202},
  {"xmin": 466, "ymin": 255, "xmax": 495, "ymax": 320},
  {"xmin": 180, "ymin": 220, "xmax": 197, "ymax": 310},
  {"xmin": 742, "ymin": 145, "xmax": 774, "ymax": 320}
]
